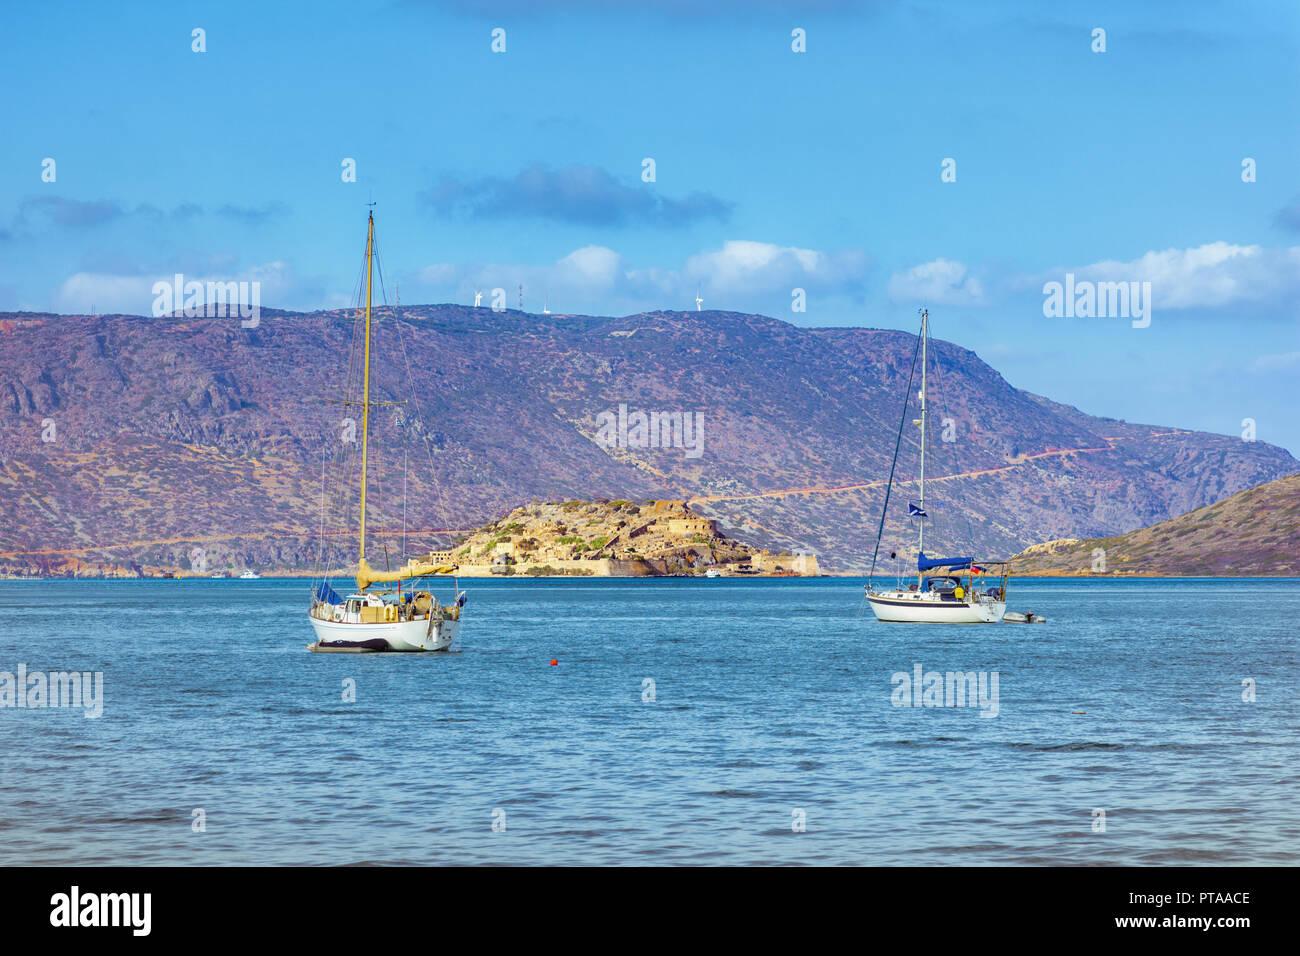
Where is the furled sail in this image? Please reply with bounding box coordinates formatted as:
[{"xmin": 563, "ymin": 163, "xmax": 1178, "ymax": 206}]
[
  {"xmin": 917, "ymin": 551, "xmax": 974, "ymax": 571},
  {"xmin": 355, "ymin": 555, "xmax": 458, "ymax": 591}
]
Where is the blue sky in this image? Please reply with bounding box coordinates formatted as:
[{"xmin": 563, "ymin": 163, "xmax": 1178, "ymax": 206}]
[{"xmin": 3, "ymin": 0, "xmax": 1298, "ymax": 452}]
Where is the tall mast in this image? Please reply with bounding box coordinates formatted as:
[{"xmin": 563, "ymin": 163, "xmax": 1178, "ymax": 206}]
[
  {"xmin": 359, "ymin": 211, "xmax": 374, "ymax": 562},
  {"xmin": 918, "ymin": 308, "xmax": 927, "ymax": 566}
]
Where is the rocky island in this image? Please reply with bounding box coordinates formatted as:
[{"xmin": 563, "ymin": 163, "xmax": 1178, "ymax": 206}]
[{"xmin": 434, "ymin": 499, "xmax": 820, "ymax": 577}]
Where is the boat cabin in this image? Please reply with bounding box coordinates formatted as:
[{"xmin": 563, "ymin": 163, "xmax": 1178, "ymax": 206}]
[
  {"xmin": 922, "ymin": 575, "xmax": 964, "ymax": 594},
  {"xmin": 915, "ymin": 569, "xmax": 1007, "ymax": 602},
  {"xmin": 311, "ymin": 588, "xmax": 448, "ymax": 625}
]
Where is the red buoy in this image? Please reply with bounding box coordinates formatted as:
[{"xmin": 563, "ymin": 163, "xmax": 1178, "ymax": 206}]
[{"xmin": 549, "ymin": 659, "xmax": 558, "ymax": 666}]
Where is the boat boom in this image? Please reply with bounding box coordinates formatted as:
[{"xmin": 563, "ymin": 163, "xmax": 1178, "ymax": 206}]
[{"xmin": 356, "ymin": 556, "xmax": 458, "ymax": 591}]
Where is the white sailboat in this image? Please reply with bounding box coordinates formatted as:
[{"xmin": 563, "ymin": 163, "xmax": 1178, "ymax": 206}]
[
  {"xmin": 864, "ymin": 309, "xmax": 1010, "ymax": 624},
  {"xmin": 307, "ymin": 210, "xmax": 465, "ymax": 652}
]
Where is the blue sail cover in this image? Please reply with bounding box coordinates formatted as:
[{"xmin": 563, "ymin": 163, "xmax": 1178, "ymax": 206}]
[
  {"xmin": 315, "ymin": 581, "xmax": 343, "ymax": 605},
  {"xmin": 917, "ymin": 551, "xmax": 974, "ymax": 572}
]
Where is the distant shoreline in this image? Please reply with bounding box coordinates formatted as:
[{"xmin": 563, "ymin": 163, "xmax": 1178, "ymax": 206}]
[{"xmin": 6, "ymin": 572, "xmax": 1300, "ymax": 581}]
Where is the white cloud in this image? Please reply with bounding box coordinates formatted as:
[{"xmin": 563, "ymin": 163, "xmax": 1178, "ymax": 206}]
[
  {"xmin": 674, "ymin": 240, "xmax": 862, "ymax": 295},
  {"xmin": 53, "ymin": 261, "xmax": 329, "ymax": 315},
  {"xmin": 54, "ymin": 273, "xmax": 155, "ymax": 314},
  {"xmin": 1252, "ymin": 351, "xmax": 1300, "ymax": 372},
  {"xmin": 410, "ymin": 239, "xmax": 868, "ymax": 315},
  {"xmin": 556, "ymin": 245, "xmax": 622, "ymax": 288},
  {"xmin": 887, "ymin": 258, "xmax": 986, "ymax": 306},
  {"xmin": 1037, "ymin": 242, "xmax": 1300, "ymax": 311}
]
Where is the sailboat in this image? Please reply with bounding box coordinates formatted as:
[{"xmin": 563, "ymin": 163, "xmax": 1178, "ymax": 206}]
[
  {"xmin": 307, "ymin": 210, "xmax": 465, "ymax": 652},
  {"xmin": 864, "ymin": 309, "xmax": 1010, "ymax": 623}
]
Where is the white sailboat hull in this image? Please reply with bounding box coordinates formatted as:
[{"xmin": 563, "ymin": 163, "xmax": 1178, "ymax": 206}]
[
  {"xmin": 866, "ymin": 590, "xmax": 1006, "ymax": 624},
  {"xmin": 308, "ymin": 615, "xmax": 459, "ymax": 651}
]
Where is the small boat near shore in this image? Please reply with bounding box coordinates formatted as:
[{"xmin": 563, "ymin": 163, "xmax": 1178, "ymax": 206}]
[{"xmin": 239, "ymin": 570, "xmax": 261, "ymax": 580}]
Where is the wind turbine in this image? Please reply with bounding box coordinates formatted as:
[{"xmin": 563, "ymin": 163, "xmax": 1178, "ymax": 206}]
[
  {"xmin": 695, "ymin": 287, "xmax": 703, "ymax": 312},
  {"xmin": 473, "ymin": 289, "xmax": 482, "ymax": 307}
]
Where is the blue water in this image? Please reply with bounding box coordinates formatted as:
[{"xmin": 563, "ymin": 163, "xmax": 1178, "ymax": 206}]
[{"xmin": 0, "ymin": 577, "xmax": 1296, "ymax": 865}]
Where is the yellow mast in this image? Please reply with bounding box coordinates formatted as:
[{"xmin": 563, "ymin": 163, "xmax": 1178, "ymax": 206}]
[
  {"xmin": 359, "ymin": 211, "xmax": 374, "ymax": 563},
  {"xmin": 351, "ymin": 210, "xmax": 458, "ymax": 592}
]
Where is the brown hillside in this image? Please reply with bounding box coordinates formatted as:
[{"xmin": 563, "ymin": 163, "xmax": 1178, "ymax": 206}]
[{"xmin": 1012, "ymin": 473, "xmax": 1300, "ymax": 576}]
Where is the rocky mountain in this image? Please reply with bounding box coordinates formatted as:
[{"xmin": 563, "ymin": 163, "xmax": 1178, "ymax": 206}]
[
  {"xmin": 1011, "ymin": 473, "xmax": 1300, "ymax": 576},
  {"xmin": 0, "ymin": 305, "xmax": 1295, "ymax": 576}
]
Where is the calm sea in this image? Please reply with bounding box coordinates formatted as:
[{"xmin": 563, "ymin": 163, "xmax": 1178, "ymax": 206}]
[{"xmin": 0, "ymin": 576, "xmax": 1296, "ymax": 865}]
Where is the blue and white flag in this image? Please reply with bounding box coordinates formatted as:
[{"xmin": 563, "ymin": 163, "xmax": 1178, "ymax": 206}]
[{"xmin": 908, "ymin": 502, "xmax": 927, "ymax": 518}]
